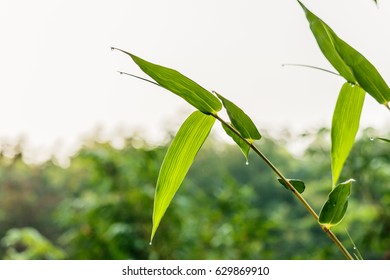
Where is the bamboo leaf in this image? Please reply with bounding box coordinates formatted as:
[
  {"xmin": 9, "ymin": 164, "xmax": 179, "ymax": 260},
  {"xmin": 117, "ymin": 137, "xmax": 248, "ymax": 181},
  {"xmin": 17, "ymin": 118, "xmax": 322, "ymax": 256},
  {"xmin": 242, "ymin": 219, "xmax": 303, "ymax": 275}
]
[
  {"xmin": 222, "ymin": 122, "xmax": 250, "ymax": 162},
  {"xmin": 375, "ymin": 137, "xmax": 390, "ymax": 143},
  {"xmin": 333, "ymin": 37, "xmax": 390, "ymax": 107},
  {"xmin": 298, "ymin": 1, "xmax": 356, "ymax": 83},
  {"xmin": 319, "ymin": 179, "xmax": 354, "ymax": 228},
  {"xmin": 151, "ymin": 111, "xmax": 215, "ymax": 242},
  {"xmin": 331, "ymin": 83, "xmax": 365, "ymax": 186},
  {"xmin": 298, "ymin": 1, "xmax": 390, "ymax": 109},
  {"xmin": 214, "ymin": 92, "xmax": 261, "ymax": 142},
  {"xmin": 277, "ymin": 179, "xmax": 306, "ymax": 194},
  {"xmin": 113, "ymin": 48, "xmax": 222, "ymax": 115}
]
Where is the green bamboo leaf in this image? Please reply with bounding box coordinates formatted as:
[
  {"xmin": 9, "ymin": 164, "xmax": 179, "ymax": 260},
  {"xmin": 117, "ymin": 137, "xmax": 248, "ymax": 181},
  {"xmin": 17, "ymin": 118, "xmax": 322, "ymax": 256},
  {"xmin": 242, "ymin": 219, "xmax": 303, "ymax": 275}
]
[
  {"xmin": 333, "ymin": 37, "xmax": 390, "ymax": 108},
  {"xmin": 331, "ymin": 83, "xmax": 365, "ymax": 186},
  {"xmin": 319, "ymin": 179, "xmax": 354, "ymax": 229},
  {"xmin": 222, "ymin": 122, "xmax": 250, "ymax": 162},
  {"xmin": 113, "ymin": 48, "xmax": 222, "ymax": 115},
  {"xmin": 277, "ymin": 179, "xmax": 306, "ymax": 194},
  {"xmin": 214, "ymin": 92, "xmax": 261, "ymax": 143},
  {"xmin": 151, "ymin": 111, "xmax": 215, "ymax": 242},
  {"xmin": 298, "ymin": 1, "xmax": 390, "ymax": 109},
  {"xmin": 375, "ymin": 137, "xmax": 390, "ymax": 143},
  {"xmin": 298, "ymin": 1, "xmax": 356, "ymax": 83}
]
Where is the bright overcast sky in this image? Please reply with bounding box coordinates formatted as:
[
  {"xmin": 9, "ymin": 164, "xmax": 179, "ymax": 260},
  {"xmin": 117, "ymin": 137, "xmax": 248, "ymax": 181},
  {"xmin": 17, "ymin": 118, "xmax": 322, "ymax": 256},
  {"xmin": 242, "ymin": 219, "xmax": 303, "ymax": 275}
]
[{"xmin": 1, "ymin": 0, "xmax": 389, "ymax": 161}]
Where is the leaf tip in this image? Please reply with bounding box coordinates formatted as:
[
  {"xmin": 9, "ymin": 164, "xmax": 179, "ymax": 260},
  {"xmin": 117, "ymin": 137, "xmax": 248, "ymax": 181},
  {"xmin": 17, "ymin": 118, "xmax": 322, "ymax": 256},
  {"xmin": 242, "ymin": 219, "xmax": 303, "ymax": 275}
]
[
  {"xmin": 110, "ymin": 46, "xmax": 132, "ymax": 57},
  {"xmin": 297, "ymin": 0, "xmax": 307, "ymax": 11},
  {"xmin": 110, "ymin": 46, "xmax": 122, "ymax": 52},
  {"xmin": 345, "ymin": 178, "xmax": 356, "ymax": 185},
  {"xmin": 150, "ymin": 225, "xmax": 158, "ymax": 244}
]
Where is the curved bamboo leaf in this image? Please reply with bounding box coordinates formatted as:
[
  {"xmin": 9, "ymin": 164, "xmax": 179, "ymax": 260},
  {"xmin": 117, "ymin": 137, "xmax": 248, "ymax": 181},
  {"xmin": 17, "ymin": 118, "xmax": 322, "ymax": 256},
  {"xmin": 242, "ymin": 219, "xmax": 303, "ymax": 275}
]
[
  {"xmin": 298, "ymin": 1, "xmax": 390, "ymax": 109},
  {"xmin": 375, "ymin": 137, "xmax": 390, "ymax": 143},
  {"xmin": 331, "ymin": 83, "xmax": 365, "ymax": 186},
  {"xmin": 333, "ymin": 37, "xmax": 390, "ymax": 107},
  {"xmin": 151, "ymin": 111, "xmax": 215, "ymax": 242},
  {"xmin": 214, "ymin": 92, "xmax": 261, "ymax": 142},
  {"xmin": 298, "ymin": 1, "xmax": 356, "ymax": 83},
  {"xmin": 113, "ymin": 48, "xmax": 222, "ymax": 115},
  {"xmin": 277, "ymin": 178, "xmax": 306, "ymax": 194},
  {"xmin": 319, "ymin": 179, "xmax": 354, "ymax": 229},
  {"xmin": 222, "ymin": 122, "xmax": 250, "ymax": 162}
]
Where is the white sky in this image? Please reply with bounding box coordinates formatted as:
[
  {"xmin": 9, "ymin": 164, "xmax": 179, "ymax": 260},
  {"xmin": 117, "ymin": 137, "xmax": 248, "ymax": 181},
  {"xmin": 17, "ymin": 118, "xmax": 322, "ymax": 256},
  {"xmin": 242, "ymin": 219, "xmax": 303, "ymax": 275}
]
[{"xmin": 0, "ymin": 0, "xmax": 389, "ymax": 162}]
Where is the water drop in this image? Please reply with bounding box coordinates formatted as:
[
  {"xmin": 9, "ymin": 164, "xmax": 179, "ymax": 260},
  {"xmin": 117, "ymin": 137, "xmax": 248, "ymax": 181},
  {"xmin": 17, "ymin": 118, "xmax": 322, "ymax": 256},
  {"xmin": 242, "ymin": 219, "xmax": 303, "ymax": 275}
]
[
  {"xmin": 245, "ymin": 160, "xmax": 249, "ymax": 166},
  {"xmin": 149, "ymin": 241, "xmax": 153, "ymax": 246},
  {"xmin": 370, "ymin": 137, "xmax": 375, "ymax": 141}
]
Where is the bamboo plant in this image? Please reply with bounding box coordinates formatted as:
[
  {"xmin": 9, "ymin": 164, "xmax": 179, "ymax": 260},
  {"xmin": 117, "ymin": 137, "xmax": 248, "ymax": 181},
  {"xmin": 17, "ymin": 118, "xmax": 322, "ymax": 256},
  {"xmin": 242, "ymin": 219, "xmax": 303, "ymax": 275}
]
[{"xmin": 112, "ymin": 0, "xmax": 389, "ymax": 259}]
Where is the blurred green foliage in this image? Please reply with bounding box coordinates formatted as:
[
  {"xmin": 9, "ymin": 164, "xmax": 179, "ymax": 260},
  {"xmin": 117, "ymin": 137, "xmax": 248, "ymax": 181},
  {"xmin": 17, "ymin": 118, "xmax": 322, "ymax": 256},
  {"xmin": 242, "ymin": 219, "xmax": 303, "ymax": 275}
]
[
  {"xmin": 0, "ymin": 128, "xmax": 389, "ymax": 259},
  {"xmin": 1, "ymin": 228, "xmax": 65, "ymax": 260}
]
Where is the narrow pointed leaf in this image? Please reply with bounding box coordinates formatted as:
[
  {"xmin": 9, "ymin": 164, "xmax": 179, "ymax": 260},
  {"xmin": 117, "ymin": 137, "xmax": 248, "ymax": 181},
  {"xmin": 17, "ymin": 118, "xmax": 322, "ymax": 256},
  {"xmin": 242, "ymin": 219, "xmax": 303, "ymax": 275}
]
[
  {"xmin": 376, "ymin": 137, "xmax": 390, "ymax": 143},
  {"xmin": 114, "ymin": 48, "xmax": 222, "ymax": 115},
  {"xmin": 298, "ymin": 1, "xmax": 356, "ymax": 83},
  {"xmin": 277, "ymin": 178, "xmax": 306, "ymax": 194},
  {"xmin": 331, "ymin": 83, "xmax": 365, "ymax": 186},
  {"xmin": 215, "ymin": 92, "xmax": 261, "ymax": 142},
  {"xmin": 333, "ymin": 37, "xmax": 390, "ymax": 107},
  {"xmin": 222, "ymin": 122, "xmax": 250, "ymax": 162},
  {"xmin": 151, "ymin": 111, "xmax": 215, "ymax": 242},
  {"xmin": 298, "ymin": 1, "xmax": 390, "ymax": 108},
  {"xmin": 319, "ymin": 179, "xmax": 354, "ymax": 228}
]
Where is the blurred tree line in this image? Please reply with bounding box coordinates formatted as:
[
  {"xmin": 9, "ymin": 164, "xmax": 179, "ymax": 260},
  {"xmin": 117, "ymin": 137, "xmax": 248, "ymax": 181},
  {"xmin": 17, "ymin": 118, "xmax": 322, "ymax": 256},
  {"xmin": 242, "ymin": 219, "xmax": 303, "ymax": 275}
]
[{"xmin": 0, "ymin": 127, "xmax": 389, "ymax": 259}]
